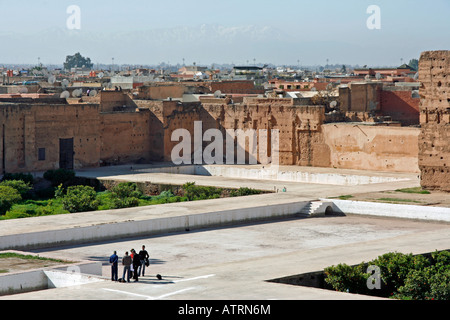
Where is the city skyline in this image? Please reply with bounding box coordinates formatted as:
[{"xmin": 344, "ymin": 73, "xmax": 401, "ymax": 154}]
[{"xmin": 0, "ymin": 0, "xmax": 448, "ymax": 66}]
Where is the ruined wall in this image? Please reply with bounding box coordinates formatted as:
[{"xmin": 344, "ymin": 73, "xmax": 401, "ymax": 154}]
[
  {"xmin": 135, "ymin": 100, "xmax": 168, "ymax": 161},
  {"xmin": 339, "ymin": 82, "xmax": 382, "ymax": 113},
  {"xmin": 0, "ymin": 103, "xmax": 101, "ymax": 173},
  {"xmin": 137, "ymin": 85, "xmax": 186, "ymax": 100},
  {"xmin": 0, "ymin": 101, "xmax": 155, "ymax": 173},
  {"xmin": 380, "ymin": 89, "xmax": 420, "ymax": 126},
  {"xmin": 419, "ymin": 50, "xmax": 450, "ymax": 191},
  {"xmin": 157, "ymin": 97, "xmax": 326, "ymax": 166},
  {"xmin": 152, "ymin": 97, "xmax": 418, "ymax": 172},
  {"xmin": 99, "ymin": 110, "xmax": 152, "ymax": 166},
  {"xmin": 210, "ymin": 81, "xmax": 264, "ymax": 94},
  {"xmin": 339, "ymin": 82, "xmax": 420, "ymax": 126},
  {"xmin": 322, "ymin": 124, "xmax": 420, "ymax": 173},
  {"xmin": 136, "ymin": 83, "xmax": 211, "ymax": 100},
  {"xmin": 0, "ymin": 86, "xmax": 427, "ymax": 175},
  {"xmin": 99, "ymin": 91, "xmax": 136, "ymax": 112}
]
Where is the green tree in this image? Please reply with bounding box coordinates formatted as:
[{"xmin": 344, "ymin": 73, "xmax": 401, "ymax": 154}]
[
  {"xmin": 0, "ymin": 186, "xmax": 22, "ymax": 215},
  {"xmin": 62, "ymin": 185, "xmax": 99, "ymax": 213},
  {"xmin": 0, "ymin": 180, "xmax": 32, "ymax": 198},
  {"xmin": 323, "ymin": 250, "xmax": 450, "ymax": 300},
  {"xmin": 396, "ymin": 251, "xmax": 450, "ymax": 300},
  {"xmin": 2, "ymin": 173, "xmax": 34, "ymax": 185},
  {"xmin": 230, "ymin": 187, "xmax": 262, "ymax": 197},
  {"xmin": 369, "ymin": 252, "xmax": 430, "ymax": 293},
  {"xmin": 63, "ymin": 52, "xmax": 93, "ymax": 70},
  {"xmin": 110, "ymin": 182, "xmax": 142, "ymax": 199},
  {"xmin": 408, "ymin": 59, "xmax": 419, "ymax": 71},
  {"xmin": 109, "ymin": 182, "xmax": 142, "ymax": 209},
  {"xmin": 182, "ymin": 182, "xmax": 222, "ymax": 201},
  {"xmin": 324, "ymin": 263, "xmax": 369, "ymax": 294}
]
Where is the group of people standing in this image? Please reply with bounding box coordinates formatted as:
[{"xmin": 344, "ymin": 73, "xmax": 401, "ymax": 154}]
[{"xmin": 109, "ymin": 245, "xmax": 150, "ymax": 282}]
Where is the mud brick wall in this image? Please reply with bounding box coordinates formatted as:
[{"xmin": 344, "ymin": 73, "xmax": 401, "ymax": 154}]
[{"xmin": 418, "ymin": 50, "xmax": 450, "ymax": 191}]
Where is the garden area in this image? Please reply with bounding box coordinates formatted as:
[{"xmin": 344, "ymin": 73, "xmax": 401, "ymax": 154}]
[
  {"xmin": 324, "ymin": 250, "xmax": 450, "ymax": 300},
  {"xmin": 270, "ymin": 250, "xmax": 449, "ymax": 300},
  {"xmin": 0, "ymin": 169, "xmax": 264, "ymax": 220}
]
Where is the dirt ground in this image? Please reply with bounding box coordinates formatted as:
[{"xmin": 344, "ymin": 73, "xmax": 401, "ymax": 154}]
[
  {"xmin": 337, "ymin": 189, "xmax": 450, "ymax": 207},
  {"xmin": 0, "ymin": 258, "xmax": 69, "ymax": 274}
]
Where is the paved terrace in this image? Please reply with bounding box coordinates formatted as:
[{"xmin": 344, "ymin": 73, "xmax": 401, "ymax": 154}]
[
  {"xmin": 76, "ymin": 164, "xmax": 421, "ymax": 195},
  {"xmin": 0, "ymin": 165, "xmax": 421, "ymax": 248},
  {"xmin": 1, "ymin": 165, "xmax": 449, "ymax": 300}
]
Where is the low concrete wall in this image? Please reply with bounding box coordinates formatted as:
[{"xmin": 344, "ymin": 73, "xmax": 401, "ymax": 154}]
[
  {"xmin": 136, "ymin": 164, "xmax": 410, "ymax": 186},
  {"xmin": 0, "ymin": 215, "xmax": 190, "ymax": 250},
  {"xmin": 0, "ymin": 270, "xmax": 47, "ymax": 296},
  {"xmin": 0, "ymin": 200, "xmax": 309, "ymax": 251},
  {"xmin": 325, "ymin": 199, "xmax": 450, "ymax": 222},
  {"xmin": 187, "ymin": 200, "xmax": 308, "ymax": 228},
  {"xmin": 0, "ymin": 259, "xmax": 103, "ymax": 296},
  {"xmin": 45, "ymin": 269, "xmax": 105, "ymax": 289}
]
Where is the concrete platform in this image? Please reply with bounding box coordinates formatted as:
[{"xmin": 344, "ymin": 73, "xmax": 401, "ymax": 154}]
[
  {"xmin": 0, "ymin": 192, "xmax": 313, "ymax": 250},
  {"xmin": 2, "ymin": 215, "xmax": 449, "ymax": 300},
  {"xmin": 1, "ymin": 164, "xmax": 448, "ymax": 300},
  {"xmin": 0, "ymin": 165, "xmax": 422, "ymax": 250}
]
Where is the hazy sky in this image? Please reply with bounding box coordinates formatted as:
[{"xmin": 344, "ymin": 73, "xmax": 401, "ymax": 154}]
[{"xmin": 0, "ymin": 0, "xmax": 449, "ymax": 66}]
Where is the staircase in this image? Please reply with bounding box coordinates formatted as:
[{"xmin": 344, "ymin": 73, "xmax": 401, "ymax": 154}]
[{"xmin": 300, "ymin": 201, "xmax": 334, "ymax": 217}]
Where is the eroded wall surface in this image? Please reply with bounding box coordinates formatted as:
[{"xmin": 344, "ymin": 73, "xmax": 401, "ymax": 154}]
[
  {"xmin": 0, "ymin": 90, "xmax": 425, "ymax": 174},
  {"xmin": 419, "ymin": 50, "xmax": 450, "ymax": 191},
  {"xmin": 322, "ymin": 124, "xmax": 419, "ymax": 173}
]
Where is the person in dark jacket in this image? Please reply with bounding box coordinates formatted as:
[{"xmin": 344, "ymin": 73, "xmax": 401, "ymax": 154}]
[
  {"xmin": 138, "ymin": 245, "xmax": 150, "ymax": 277},
  {"xmin": 131, "ymin": 249, "xmax": 140, "ymax": 282},
  {"xmin": 109, "ymin": 251, "xmax": 119, "ymax": 281}
]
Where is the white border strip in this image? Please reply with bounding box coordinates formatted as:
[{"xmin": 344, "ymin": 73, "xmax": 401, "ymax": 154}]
[{"xmin": 323, "ymin": 199, "xmax": 450, "ymax": 222}]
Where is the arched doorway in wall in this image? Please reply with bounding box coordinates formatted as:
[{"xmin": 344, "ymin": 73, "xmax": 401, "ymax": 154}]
[{"xmin": 325, "ymin": 205, "xmax": 334, "ymax": 216}]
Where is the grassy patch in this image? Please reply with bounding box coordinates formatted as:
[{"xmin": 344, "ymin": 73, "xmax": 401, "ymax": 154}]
[
  {"xmin": 0, "ymin": 252, "xmax": 68, "ymax": 263},
  {"xmin": 376, "ymin": 198, "xmax": 422, "ymax": 204},
  {"xmin": 0, "ymin": 182, "xmax": 263, "ymax": 220},
  {"xmin": 338, "ymin": 195, "xmax": 354, "ymax": 200},
  {"xmin": 395, "ymin": 187, "xmax": 431, "ymax": 194},
  {"xmin": 1, "ymin": 198, "xmax": 67, "ymax": 220},
  {"xmin": 330, "ymin": 195, "xmax": 354, "ymax": 200},
  {"xmin": 0, "ymin": 269, "xmax": 8, "ymax": 273}
]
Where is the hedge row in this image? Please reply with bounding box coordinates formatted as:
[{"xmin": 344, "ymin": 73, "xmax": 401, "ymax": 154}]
[{"xmin": 324, "ymin": 250, "xmax": 450, "ymax": 300}]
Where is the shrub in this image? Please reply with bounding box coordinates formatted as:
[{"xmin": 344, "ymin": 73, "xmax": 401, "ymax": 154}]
[
  {"xmin": 230, "ymin": 187, "xmax": 262, "ymax": 197},
  {"xmin": 0, "ymin": 186, "xmax": 22, "ymax": 215},
  {"xmin": 110, "ymin": 182, "xmax": 142, "ymax": 199},
  {"xmin": 112, "ymin": 196, "xmax": 140, "ymax": 209},
  {"xmin": 323, "ymin": 250, "xmax": 449, "ymax": 300},
  {"xmin": 62, "ymin": 185, "xmax": 99, "ymax": 213},
  {"xmin": 396, "ymin": 251, "xmax": 450, "ymax": 300},
  {"xmin": 431, "ymin": 250, "xmax": 450, "ymax": 269},
  {"xmin": 0, "ymin": 180, "xmax": 32, "ymax": 198},
  {"xmin": 2, "ymin": 173, "xmax": 34, "ymax": 185},
  {"xmin": 109, "ymin": 182, "xmax": 142, "ymax": 209},
  {"xmin": 427, "ymin": 269, "xmax": 450, "ymax": 300},
  {"xmin": 54, "ymin": 184, "xmax": 65, "ymax": 198},
  {"xmin": 324, "ymin": 263, "xmax": 369, "ymax": 294},
  {"xmin": 369, "ymin": 252, "xmax": 430, "ymax": 293},
  {"xmin": 396, "ymin": 268, "xmax": 449, "ymax": 300},
  {"xmin": 44, "ymin": 169, "xmax": 76, "ymax": 186},
  {"xmin": 182, "ymin": 182, "xmax": 222, "ymax": 201},
  {"xmin": 145, "ymin": 190, "xmax": 183, "ymax": 205},
  {"xmin": 152, "ymin": 190, "xmax": 175, "ymax": 200}
]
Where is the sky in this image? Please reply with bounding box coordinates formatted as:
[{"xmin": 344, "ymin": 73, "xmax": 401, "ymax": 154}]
[{"xmin": 0, "ymin": 0, "xmax": 449, "ymax": 66}]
